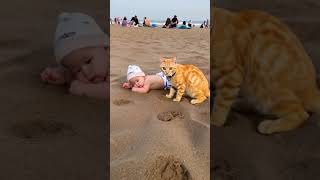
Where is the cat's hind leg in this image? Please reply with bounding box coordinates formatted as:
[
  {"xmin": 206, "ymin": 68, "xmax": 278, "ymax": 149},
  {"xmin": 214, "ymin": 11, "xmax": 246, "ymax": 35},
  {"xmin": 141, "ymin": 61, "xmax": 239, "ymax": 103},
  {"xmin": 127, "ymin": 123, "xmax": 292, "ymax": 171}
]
[
  {"xmin": 257, "ymin": 89, "xmax": 309, "ymax": 134},
  {"xmin": 190, "ymin": 92, "xmax": 207, "ymax": 105}
]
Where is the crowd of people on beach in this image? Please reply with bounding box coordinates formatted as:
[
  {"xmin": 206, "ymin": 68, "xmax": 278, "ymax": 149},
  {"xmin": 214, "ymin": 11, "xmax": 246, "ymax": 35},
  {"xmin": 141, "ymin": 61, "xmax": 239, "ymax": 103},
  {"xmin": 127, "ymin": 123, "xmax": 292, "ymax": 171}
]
[{"xmin": 110, "ymin": 15, "xmax": 210, "ymax": 29}]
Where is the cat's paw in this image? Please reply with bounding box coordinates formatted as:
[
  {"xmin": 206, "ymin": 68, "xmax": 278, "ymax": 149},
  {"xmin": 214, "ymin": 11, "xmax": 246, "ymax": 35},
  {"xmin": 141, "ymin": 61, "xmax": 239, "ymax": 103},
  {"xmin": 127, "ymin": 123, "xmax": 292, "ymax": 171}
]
[
  {"xmin": 173, "ymin": 98, "xmax": 181, "ymax": 102},
  {"xmin": 258, "ymin": 120, "xmax": 275, "ymax": 134},
  {"xmin": 166, "ymin": 94, "xmax": 173, "ymax": 98},
  {"xmin": 190, "ymin": 98, "xmax": 205, "ymax": 105},
  {"xmin": 191, "ymin": 99, "xmax": 200, "ymax": 105}
]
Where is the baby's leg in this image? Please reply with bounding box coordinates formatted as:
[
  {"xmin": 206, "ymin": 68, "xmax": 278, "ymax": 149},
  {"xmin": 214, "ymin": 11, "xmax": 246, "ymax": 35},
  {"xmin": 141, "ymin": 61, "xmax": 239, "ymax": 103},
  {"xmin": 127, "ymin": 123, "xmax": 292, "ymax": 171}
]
[{"xmin": 166, "ymin": 87, "xmax": 176, "ymax": 98}]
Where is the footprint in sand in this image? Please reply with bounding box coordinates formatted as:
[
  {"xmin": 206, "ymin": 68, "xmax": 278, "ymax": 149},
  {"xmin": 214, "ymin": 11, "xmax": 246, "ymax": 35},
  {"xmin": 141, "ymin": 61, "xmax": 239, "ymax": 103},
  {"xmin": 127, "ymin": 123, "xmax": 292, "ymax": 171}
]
[
  {"xmin": 145, "ymin": 155, "xmax": 191, "ymax": 180},
  {"xmin": 212, "ymin": 160, "xmax": 237, "ymax": 180},
  {"xmin": 113, "ymin": 99, "xmax": 132, "ymax": 106},
  {"xmin": 157, "ymin": 111, "xmax": 184, "ymax": 122},
  {"xmin": 11, "ymin": 119, "xmax": 76, "ymax": 139}
]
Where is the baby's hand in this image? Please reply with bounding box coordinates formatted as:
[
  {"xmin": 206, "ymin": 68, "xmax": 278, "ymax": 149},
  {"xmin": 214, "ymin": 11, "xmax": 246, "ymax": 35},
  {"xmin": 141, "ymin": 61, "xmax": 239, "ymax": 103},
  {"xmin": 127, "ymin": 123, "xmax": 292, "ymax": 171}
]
[
  {"xmin": 69, "ymin": 80, "xmax": 86, "ymax": 96},
  {"xmin": 122, "ymin": 82, "xmax": 131, "ymax": 89},
  {"xmin": 41, "ymin": 67, "xmax": 66, "ymax": 85}
]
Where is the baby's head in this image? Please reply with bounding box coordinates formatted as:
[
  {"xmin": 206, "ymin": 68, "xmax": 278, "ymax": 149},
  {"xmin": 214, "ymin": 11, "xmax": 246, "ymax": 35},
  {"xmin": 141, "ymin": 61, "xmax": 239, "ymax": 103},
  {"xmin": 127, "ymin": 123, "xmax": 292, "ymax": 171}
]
[
  {"xmin": 127, "ymin": 65, "xmax": 145, "ymax": 88},
  {"xmin": 54, "ymin": 12, "xmax": 109, "ymax": 82}
]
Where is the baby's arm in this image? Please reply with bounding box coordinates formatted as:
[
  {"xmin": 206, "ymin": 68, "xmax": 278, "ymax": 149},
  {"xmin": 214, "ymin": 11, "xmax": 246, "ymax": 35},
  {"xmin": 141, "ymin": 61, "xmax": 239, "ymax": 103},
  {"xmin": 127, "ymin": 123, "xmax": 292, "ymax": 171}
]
[
  {"xmin": 131, "ymin": 84, "xmax": 150, "ymax": 93},
  {"xmin": 41, "ymin": 65, "xmax": 72, "ymax": 85},
  {"xmin": 122, "ymin": 82, "xmax": 132, "ymax": 89},
  {"xmin": 69, "ymin": 80, "xmax": 107, "ymax": 99}
]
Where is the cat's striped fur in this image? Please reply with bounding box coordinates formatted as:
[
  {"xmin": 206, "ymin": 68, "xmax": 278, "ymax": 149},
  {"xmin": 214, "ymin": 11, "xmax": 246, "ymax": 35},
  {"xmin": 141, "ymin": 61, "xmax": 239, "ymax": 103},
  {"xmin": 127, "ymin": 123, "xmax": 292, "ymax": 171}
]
[
  {"xmin": 211, "ymin": 8, "xmax": 320, "ymax": 134},
  {"xmin": 160, "ymin": 56, "xmax": 210, "ymax": 104}
]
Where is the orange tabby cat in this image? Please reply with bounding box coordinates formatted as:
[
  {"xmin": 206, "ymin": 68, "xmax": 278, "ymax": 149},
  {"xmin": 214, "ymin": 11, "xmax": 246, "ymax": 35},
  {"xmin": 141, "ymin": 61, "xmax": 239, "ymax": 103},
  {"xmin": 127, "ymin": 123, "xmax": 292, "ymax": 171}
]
[
  {"xmin": 211, "ymin": 8, "xmax": 320, "ymax": 134},
  {"xmin": 160, "ymin": 56, "xmax": 210, "ymax": 104}
]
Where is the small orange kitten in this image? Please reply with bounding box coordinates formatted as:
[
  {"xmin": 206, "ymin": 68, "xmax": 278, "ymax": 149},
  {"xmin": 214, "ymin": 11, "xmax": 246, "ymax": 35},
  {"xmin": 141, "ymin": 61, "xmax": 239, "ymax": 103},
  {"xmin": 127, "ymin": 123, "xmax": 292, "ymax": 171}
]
[
  {"xmin": 160, "ymin": 56, "xmax": 210, "ymax": 104},
  {"xmin": 211, "ymin": 8, "xmax": 320, "ymax": 134}
]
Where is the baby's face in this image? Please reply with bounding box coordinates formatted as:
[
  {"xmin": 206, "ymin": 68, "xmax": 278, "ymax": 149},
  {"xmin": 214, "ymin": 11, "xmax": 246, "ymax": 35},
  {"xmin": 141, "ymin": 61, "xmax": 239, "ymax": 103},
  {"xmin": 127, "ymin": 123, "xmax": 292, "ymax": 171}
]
[
  {"xmin": 129, "ymin": 76, "xmax": 145, "ymax": 88},
  {"xmin": 62, "ymin": 47, "xmax": 108, "ymax": 83}
]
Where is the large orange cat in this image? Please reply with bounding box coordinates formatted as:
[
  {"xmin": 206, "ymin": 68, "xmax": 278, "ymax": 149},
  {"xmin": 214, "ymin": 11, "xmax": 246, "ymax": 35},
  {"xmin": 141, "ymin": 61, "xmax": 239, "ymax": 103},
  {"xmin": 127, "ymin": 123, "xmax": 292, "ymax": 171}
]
[
  {"xmin": 211, "ymin": 8, "xmax": 320, "ymax": 134},
  {"xmin": 160, "ymin": 56, "xmax": 210, "ymax": 104}
]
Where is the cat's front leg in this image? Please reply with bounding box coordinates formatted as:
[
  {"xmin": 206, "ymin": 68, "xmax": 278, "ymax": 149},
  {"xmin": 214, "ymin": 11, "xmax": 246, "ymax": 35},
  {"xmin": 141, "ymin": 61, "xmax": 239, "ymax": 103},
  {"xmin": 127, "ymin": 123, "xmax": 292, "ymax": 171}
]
[
  {"xmin": 173, "ymin": 85, "xmax": 186, "ymax": 102},
  {"xmin": 166, "ymin": 87, "xmax": 176, "ymax": 99},
  {"xmin": 212, "ymin": 70, "xmax": 243, "ymax": 126}
]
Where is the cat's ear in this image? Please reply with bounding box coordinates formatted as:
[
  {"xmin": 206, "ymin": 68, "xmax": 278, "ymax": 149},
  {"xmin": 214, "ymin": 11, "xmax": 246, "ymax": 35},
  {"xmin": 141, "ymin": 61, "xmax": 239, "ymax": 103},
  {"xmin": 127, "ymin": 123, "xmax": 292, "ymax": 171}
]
[
  {"xmin": 160, "ymin": 56, "xmax": 166, "ymax": 63},
  {"xmin": 172, "ymin": 56, "xmax": 177, "ymax": 64}
]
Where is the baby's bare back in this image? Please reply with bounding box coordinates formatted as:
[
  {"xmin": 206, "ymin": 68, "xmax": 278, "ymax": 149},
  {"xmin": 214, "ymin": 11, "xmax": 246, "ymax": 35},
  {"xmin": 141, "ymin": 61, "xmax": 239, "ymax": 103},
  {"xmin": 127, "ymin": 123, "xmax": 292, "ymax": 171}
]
[{"xmin": 146, "ymin": 75, "xmax": 164, "ymax": 90}]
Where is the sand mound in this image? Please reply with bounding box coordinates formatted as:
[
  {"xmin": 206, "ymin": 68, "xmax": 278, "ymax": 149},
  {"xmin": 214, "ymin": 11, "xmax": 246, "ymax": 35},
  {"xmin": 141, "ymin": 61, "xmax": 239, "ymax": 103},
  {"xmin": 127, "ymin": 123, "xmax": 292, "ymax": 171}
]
[{"xmin": 145, "ymin": 155, "xmax": 191, "ymax": 180}]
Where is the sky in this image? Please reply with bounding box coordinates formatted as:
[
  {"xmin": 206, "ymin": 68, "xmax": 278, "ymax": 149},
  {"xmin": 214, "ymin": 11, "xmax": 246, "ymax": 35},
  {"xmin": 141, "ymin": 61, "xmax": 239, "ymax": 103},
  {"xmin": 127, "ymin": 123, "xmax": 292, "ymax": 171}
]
[{"xmin": 110, "ymin": 0, "xmax": 210, "ymax": 21}]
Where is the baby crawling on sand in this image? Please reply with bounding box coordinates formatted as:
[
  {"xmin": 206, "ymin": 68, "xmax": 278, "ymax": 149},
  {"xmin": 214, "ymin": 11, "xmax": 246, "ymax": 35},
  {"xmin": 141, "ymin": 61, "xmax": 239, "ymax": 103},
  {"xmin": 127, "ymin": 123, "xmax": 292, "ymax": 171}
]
[
  {"xmin": 40, "ymin": 12, "xmax": 108, "ymax": 98},
  {"xmin": 122, "ymin": 65, "xmax": 171, "ymax": 93}
]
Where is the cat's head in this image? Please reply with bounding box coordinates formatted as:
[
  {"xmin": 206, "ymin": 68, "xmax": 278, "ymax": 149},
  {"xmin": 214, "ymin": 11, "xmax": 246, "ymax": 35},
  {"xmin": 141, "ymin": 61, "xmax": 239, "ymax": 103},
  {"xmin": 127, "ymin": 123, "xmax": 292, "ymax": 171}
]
[{"xmin": 160, "ymin": 56, "xmax": 177, "ymax": 78}]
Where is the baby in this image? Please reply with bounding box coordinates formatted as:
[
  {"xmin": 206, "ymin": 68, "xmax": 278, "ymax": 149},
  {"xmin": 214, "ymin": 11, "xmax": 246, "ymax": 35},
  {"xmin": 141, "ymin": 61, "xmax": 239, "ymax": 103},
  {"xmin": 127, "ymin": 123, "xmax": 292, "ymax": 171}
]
[
  {"xmin": 40, "ymin": 12, "xmax": 108, "ymax": 98},
  {"xmin": 122, "ymin": 65, "xmax": 171, "ymax": 93}
]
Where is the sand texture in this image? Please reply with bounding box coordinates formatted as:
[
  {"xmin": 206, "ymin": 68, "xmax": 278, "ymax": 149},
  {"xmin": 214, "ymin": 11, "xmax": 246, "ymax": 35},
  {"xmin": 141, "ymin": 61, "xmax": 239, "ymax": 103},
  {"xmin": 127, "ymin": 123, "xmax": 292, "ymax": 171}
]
[{"xmin": 110, "ymin": 25, "xmax": 210, "ymax": 179}]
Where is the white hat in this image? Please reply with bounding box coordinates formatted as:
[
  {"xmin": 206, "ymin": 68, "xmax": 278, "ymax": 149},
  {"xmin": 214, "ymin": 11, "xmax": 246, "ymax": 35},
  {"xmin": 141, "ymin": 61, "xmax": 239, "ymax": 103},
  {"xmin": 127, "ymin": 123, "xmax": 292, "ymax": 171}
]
[
  {"xmin": 127, "ymin": 65, "xmax": 145, "ymax": 81},
  {"xmin": 54, "ymin": 12, "xmax": 109, "ymax": 64}
]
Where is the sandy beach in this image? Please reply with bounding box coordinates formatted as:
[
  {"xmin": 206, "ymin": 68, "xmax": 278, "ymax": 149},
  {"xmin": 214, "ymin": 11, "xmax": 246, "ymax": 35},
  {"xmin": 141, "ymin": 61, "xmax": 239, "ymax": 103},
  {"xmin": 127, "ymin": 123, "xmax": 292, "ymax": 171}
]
[
  {"xmin": 110, "ymin": 25, "xmax": 210, "ymax": 179},
  {"xmin": 212, "ymin": 1, "xmax": 320, "ymax": 180},
  {"xmin": 0, "ymin": 0, "xmax": 108, "ymax": 179}
]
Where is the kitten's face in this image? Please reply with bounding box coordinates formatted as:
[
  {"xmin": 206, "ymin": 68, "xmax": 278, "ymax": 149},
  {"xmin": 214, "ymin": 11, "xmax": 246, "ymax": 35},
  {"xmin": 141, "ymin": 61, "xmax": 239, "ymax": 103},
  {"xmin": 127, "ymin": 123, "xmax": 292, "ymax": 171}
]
[{"xmin": 160, "ymin": 56, "xmax": 177, "ymax": 78}]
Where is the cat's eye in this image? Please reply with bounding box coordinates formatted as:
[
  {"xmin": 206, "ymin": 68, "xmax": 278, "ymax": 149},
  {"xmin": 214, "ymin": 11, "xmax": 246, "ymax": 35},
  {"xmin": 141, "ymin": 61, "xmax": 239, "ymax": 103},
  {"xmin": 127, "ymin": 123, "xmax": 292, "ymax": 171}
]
[{"xmin": 162, "ymin": 67, "xmax": 166, "ymax": 70}]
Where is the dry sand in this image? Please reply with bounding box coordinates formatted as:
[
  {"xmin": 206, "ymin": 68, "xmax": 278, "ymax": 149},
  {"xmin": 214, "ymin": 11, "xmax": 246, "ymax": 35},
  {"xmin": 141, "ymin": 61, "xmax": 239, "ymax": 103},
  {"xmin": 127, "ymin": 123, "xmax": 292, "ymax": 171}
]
[
  {"xmin": 212, "ymin": 1, "xmax": 320, "ymax": 180},
  {"xmin": 0, "ymin": 0, "xmax": 108, "ymax": 179},
  {"xmin": 110, "ymin": 25, "xmax": 210, "ymax": 179}
]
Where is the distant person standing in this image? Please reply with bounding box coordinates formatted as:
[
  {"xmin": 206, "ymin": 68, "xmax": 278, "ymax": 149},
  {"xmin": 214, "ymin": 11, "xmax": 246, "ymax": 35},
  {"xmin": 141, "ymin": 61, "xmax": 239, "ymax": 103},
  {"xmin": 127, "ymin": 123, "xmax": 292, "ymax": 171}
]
[
  {"xmin": 206, "ymin": 19, "xmax": 209, "ymax": 28},
  {"xmin": 170, "ymin": 15, "xmax": 179, "ymax": 28}
]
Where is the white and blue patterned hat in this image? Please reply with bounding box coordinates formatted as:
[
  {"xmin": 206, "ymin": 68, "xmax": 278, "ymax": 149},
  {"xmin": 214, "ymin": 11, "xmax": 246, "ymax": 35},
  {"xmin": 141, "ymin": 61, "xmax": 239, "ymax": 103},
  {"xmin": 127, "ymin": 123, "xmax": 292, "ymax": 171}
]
[
  {"xmin": 54, "ymin": 12, "xmax": 109, "ymax": 64},
  {"xmin": 127, "ymin": 65, "xmax": 145, "ymax": 81}
]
